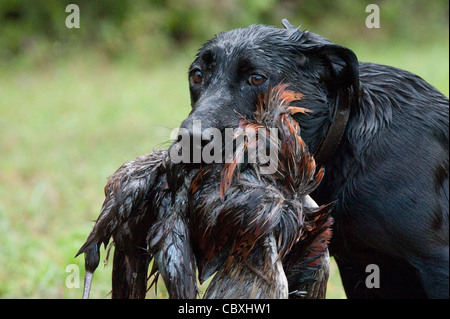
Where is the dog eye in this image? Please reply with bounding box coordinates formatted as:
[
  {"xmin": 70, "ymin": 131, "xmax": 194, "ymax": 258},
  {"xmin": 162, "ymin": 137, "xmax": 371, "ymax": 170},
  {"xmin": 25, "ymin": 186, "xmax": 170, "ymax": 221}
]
[
  {"xmin": 191, "ymin": 70, "xmax": 203, "ymax": 84},
  {"xmin": 248, "ymin": 74, "xmax": 266, "ymax": 86}
]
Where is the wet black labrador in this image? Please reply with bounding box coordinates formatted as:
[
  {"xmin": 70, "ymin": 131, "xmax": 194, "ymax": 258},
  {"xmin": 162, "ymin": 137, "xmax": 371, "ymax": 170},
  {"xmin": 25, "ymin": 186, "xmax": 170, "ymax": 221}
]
[{"xmin": 177, "ymin": 20, "xmax": 449, "ymax": 298}]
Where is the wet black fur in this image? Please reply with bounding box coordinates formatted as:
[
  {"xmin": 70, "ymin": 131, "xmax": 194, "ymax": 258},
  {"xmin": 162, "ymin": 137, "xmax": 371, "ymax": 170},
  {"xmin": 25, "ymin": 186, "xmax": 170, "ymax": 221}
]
[{"xmin": 179, "ymin": 23, "xmax": 449, "ymax": 298}]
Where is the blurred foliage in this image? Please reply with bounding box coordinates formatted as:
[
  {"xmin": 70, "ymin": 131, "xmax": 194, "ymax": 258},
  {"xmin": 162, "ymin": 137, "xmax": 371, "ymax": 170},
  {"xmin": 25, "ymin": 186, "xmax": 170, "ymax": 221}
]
[{"xmin": 0, "ymin": 0, "xmax": 448, "ymax": 67}]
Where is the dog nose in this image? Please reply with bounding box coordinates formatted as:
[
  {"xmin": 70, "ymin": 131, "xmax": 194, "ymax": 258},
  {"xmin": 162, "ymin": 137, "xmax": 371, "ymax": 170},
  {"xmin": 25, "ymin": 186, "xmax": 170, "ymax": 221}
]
[{"xmin": 180, "ymin": 117, "xmax": 215, "ymax": 144}]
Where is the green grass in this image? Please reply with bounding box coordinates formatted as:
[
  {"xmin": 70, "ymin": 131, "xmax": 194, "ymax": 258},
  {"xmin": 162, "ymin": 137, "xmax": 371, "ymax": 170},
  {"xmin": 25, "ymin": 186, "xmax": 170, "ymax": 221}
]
[{"xmin": 0, "ymin": 39, "xmax": 447, "ymax": 299}]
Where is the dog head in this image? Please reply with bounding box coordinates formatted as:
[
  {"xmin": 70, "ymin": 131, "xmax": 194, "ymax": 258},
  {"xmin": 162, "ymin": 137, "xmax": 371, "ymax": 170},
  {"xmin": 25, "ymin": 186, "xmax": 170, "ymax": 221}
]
[{"xmin": 176, "ymin": 20, "xmax": 359, "ymax": 161}]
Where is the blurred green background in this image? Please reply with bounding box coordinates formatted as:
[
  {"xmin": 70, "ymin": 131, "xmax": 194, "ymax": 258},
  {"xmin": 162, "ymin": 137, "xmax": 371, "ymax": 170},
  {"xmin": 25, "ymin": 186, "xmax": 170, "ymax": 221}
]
[{"xmin": 0, "ymin": 0, "xmax": 448, "ymax": 299}]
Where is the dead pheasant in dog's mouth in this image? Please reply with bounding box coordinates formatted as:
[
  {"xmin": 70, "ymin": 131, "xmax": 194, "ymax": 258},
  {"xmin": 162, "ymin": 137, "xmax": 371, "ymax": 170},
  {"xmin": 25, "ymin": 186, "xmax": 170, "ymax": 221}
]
[{"xmin": 76, "ymin": 84, "xmax": 333, "ymax": 299}]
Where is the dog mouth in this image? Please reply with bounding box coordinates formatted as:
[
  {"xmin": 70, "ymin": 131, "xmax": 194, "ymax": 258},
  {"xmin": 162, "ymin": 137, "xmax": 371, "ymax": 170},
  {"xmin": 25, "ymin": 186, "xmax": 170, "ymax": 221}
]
[{"xmin": 168, "ymin": 123, "xmax": 279, "ymax": 174}]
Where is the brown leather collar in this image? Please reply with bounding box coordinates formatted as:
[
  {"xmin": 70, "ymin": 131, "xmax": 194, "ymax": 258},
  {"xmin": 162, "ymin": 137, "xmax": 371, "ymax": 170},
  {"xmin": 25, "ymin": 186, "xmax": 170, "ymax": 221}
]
[{"xmin": 313, "ymin": 87, "xmax": 353, "ymax": 167}]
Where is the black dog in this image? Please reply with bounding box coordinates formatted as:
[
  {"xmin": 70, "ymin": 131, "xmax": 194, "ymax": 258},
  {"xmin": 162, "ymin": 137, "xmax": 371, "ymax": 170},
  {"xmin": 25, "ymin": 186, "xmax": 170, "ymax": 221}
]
[{"xmin": 177, "ymin": 20, "xmax": 449, "ymax": 298}]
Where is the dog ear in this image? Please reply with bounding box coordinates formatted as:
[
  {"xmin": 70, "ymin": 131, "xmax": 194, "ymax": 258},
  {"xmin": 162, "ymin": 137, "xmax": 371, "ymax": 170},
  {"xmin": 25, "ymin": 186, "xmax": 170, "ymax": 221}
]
[
  {"xmin": 321, "ymin": 45, "xmax": 359, "ymax": 92},
  {"xmin": 297, "ymin": 44, "xmax": 359, "ymax": 93}
]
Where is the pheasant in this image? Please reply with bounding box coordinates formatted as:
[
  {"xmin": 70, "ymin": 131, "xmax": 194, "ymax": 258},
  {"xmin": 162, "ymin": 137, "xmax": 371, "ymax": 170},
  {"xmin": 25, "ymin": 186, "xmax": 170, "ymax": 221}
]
[{"xmin": 76, "ymin": 84, "xmax": 333, "ymax": 299}]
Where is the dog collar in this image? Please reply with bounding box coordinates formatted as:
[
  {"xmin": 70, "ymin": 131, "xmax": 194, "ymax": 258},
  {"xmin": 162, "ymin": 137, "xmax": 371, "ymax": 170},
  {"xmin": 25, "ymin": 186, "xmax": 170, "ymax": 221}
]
[{"xmin": 313, "ymin": 87, "xmax": 353, "ymax": 167}]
